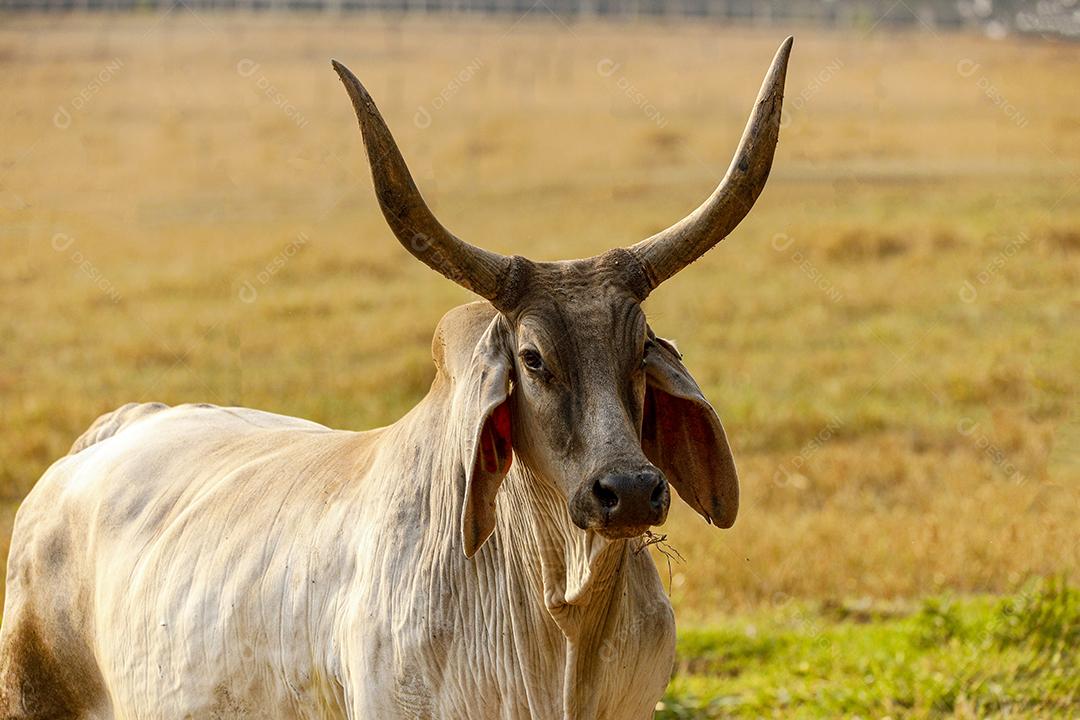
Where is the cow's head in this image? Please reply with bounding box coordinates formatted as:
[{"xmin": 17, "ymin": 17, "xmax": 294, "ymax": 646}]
[{"xmin": 333, "ymin": 39, "xmax": 791, "ymax": 557}]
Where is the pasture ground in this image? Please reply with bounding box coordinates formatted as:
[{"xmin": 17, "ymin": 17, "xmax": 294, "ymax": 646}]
[
  {"xmin": 0, "ymin": 13, "xmax": 1077, "ymax": 717},
  {"xmin": 664, "ymin": 577, "xmax": 1076, "ymax": 718}
]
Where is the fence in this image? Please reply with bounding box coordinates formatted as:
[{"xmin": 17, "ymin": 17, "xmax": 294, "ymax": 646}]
[{"xmin": 2, "ymin": 0, "xmax": 1078, "ymax": 40}]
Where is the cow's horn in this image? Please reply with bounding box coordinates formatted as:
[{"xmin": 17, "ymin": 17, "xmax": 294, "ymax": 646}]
[
  {"xmin": 333, "ymin": 60, "xmax": 511, "ymax": 302},
  {"xmin": 628, "ymin": 37, "xmax": 792, "ymax": 291}
]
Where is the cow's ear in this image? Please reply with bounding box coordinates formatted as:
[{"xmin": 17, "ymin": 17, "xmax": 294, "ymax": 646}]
[
  {"xmin": 461, "ymin": 319, "xmax": 514, "ymax": 558},
  {"xmin": 641, "ymin": 334, "xmax": 738, "ymax": 528}
]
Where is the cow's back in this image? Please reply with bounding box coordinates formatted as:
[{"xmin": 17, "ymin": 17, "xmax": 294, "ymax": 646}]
[{"xmin": 1, "ymin": 402, "xmax": 379, "ymax": 719}]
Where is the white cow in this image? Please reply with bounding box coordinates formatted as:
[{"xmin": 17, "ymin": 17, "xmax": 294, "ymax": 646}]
[{"xmin": 0, "ymin": 37, "xmax": 791, "ymax": 719}]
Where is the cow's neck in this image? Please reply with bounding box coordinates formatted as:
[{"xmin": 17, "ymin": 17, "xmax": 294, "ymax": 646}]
[{"xmin": 491, "ymin": 464, "xmax": 673, "ymax": 718}]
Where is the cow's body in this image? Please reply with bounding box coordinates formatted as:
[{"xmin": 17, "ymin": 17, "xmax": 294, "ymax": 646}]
[
  {"xmin": 0, "ymin": 304, "xmax": 674, "ymax": 720},
  {"xmin": 2, "ymin": 37, "xmax": 793, "ymax": 719}
]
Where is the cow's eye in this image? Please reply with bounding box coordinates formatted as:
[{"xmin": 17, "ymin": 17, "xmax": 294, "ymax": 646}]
[{"xmin": 520, "ymin": 349, "xmax": 545, "ymax": 373}]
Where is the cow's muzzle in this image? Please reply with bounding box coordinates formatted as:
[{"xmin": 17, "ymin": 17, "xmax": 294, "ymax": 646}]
[{"xmin": 571, "ymin": 466, "xmax": 670, "ymax": 539}]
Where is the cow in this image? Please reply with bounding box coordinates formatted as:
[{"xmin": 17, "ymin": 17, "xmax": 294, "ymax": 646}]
[{"xmin": 0, "ymin": 37, "xmax": 791, "ymax": 720}]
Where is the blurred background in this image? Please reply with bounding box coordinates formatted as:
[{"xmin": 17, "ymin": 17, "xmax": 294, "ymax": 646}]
[{"xmin": 1, "ymin": 0, "xmax": 1077, "ymax": 716}]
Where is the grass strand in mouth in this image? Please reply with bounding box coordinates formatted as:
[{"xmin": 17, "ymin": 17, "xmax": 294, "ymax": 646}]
[{"xmin": 636, "ymin": 530, "xmax": 686, "ymax": 595}]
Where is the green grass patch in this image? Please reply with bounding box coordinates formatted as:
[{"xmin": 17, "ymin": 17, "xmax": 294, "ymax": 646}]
[{"xmin": 661, "ymin": 578, "xmax": 1078, "ymax": 718}]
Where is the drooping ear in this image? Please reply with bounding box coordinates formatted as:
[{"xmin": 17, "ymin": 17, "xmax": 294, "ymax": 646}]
[
  {"xmin": 641, "ymin": 333, "xmax": 739, "ymax": 528},
  {"xmin": 461, "ymin": 318, "xmax": 515, "ymax": 558}
]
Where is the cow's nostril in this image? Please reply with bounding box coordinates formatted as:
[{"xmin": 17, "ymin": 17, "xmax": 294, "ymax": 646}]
[
  {"xmin": 650, "ymin": 478, "xmax": 666, "ymax": 509},
  {"xmin": 592, "ymin": 479, "xmax": 619, "ymax": 509}
]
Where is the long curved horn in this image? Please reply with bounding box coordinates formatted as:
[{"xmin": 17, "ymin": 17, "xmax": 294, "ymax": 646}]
[
  {"xmin": 332, "ymin": 60, "xmax": 511, "ymax": 301},
  {"xmin": 629, "ymin": 37, "xmax": 793, "ymax": 290}
]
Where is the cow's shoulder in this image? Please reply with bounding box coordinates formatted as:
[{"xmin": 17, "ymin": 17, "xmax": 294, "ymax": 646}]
[{"xmin": 68, "ymin": 401, "xmax": 172, "ymax": 455}]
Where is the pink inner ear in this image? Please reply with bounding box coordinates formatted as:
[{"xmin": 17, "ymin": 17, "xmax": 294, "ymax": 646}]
[{"xmin": 480, "ymin": 403, "xmax": 513, "ymax": 476}]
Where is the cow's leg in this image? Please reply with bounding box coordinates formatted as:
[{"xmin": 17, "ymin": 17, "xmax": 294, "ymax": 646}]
[
  {"xmin": 0, "ymin": 440, "xmax": 113, "ymax": 719},
  {"xmin": 0, "ymin": 614, "xmax": 108, "ymax": 720}
]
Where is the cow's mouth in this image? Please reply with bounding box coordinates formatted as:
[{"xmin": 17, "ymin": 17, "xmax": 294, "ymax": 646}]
[{"xmin": 594, "ymin": 523, "xmax": 652, "ymax": 541}]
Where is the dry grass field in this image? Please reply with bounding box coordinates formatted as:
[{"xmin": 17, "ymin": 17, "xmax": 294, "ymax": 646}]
[{"xmin": 0, "ymin": 13, "xmax": 1077, "ymax": 713}]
